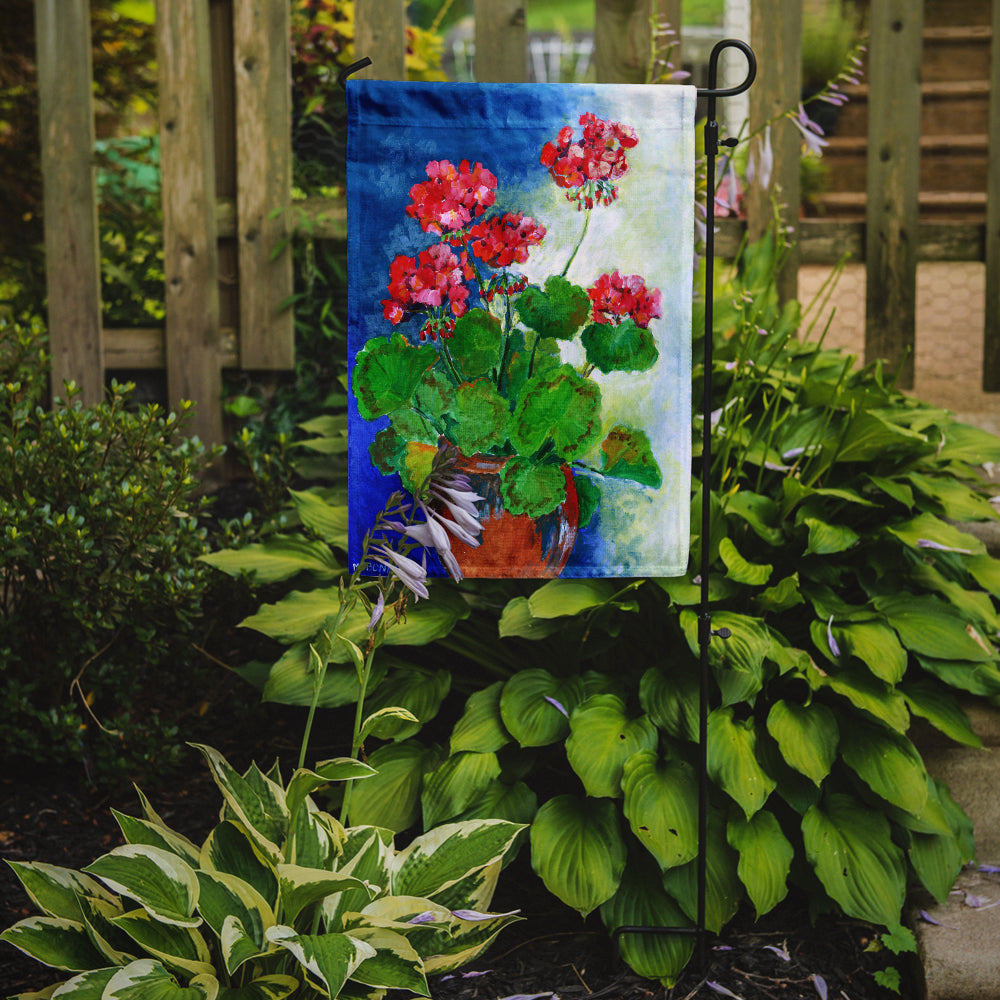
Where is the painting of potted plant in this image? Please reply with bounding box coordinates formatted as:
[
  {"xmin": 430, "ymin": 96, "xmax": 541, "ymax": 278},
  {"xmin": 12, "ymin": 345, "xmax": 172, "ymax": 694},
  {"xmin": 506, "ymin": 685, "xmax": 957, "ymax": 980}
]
[{"xmin": 347, "ymin": 84, "xmax": 694, "ymax": 580}]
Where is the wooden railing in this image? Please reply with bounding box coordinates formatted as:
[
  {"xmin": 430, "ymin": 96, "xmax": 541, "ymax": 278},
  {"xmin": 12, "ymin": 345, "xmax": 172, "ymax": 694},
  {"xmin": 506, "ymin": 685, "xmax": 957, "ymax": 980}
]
[{"xmin": 32, "ymin": 0, "xmax": 1000, "ymax": 444}]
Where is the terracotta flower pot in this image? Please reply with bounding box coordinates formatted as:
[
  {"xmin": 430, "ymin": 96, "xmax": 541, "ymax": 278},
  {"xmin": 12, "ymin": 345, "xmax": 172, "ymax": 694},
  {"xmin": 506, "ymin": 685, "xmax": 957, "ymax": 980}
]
[{"xmin": 446, "ymin": 454, "xmax": 579, "ymax": 578}]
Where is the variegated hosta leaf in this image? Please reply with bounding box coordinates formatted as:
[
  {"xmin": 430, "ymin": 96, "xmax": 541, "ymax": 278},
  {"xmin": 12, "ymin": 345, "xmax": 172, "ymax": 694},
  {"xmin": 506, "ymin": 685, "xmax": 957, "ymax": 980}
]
[
  {"xmin": 322, "ymin": 829, "xmax": 393, "ymax": 930},
  {"xmin": 499, "ymin": 669, "xmax": 585, "ymax": 747},
  {"xmin": 83, "ymin": 846, "xmax": 200, "ymax": 928},
  {"xmin": 288, "ymin": 802, "xmax": 344, "ymax": 870},
  {"xmin": 344, "ymin": 926, "xmax": 429, "ymax": 995},
  {"xmin": 285, "ymin": 760, "xmax": 376, "ymax": 824},
  {"xmin": 726, "ymin": 810, "xmax": 793, "ymax": 917},
  {"xmin": 265, "ymin": 925, "xmax": 376, "ymax": 998},
  {"xmin": 450, "ymin": 682, "xmax": 511, "ymax": 754},
  {"xmin": 391, "ymin": 820, "xmax": 524, "ymax": 901},
  {"xmin": 4, "ymin": 861, "xmax": 118, "ymax": 922},
  {"xmin": 220, "ymin": 915, "xmax": 271, "ymax": 980},
  {"xmin": 276, "ymin": 864, "xmax": 375, "ymax": 925},
  {"xmin": 77, "ymin": 894, "xmax": 136, "ymax": 966},
  {"xmin": 566, "ymin": 695, "xmax": 658, "ymax": 798},
  {"xmin": 0, "ymin": 916, "xmax": 107, "ymax": 971},
  {"xmin": 46, "ymin": 966, "xmax": 118, "ymax": 997},
  {"xmin": 838, "ymin": 717, "xmax": 929, "ymax": 817},
  {"xmin": 112, "ymin": 811, "xmax": 201, "ymax": 868},
  {"xmin": 190, "ymin": 745, "xmax": 288, "ymax": 863},
  {"xmin": 621, "ymin": 751, "xmax": 699, "ymax": 871},
  {"xmin": 200, "ymin": 822, "xmax": 279, "ymax": 910},
  {"xmin": 529, "ymin": 795, "xmax": 626, "ymax": 917},
  {"xmin": 420, "ymin": 752, "xmax": 502, "ymax": 829},
  {"xmin": 102, "ymin": 958, "xmax": 218, "ymax": 999},
  {"xmin": 765, "ymin": 700, "xmax": 838, "ymax": 786},
  {"xmin": 420, "ymin": 906, "xmax": 523, "ymax": 975},
  {"xmin": 214, "ymin": 974, "xmax": 300, "ymax": 1000},
  {"xmin": 195, "ymin": 871, "xmax": 274, "ymax": 974},
  {"xmin": 599, "ymin": 853, "xmax": 694, "ymax": 987},
  {"xmin": 706, "ymin": 707, "xmax": 776, "ymax": 819},
  {"xmin": 347, "ymin": 740, "xmax": 443, "ymax": 832},
  {"xmin": 424, "ymin": 859, "xmax": 502, "ymax": 916},
  {"xmin": 110, "ymin": 908, "xmax": 214, "ymax": 979},
  {"xmin": 802, "ymin": 793, "xmax": 906, "ymax": 926}
]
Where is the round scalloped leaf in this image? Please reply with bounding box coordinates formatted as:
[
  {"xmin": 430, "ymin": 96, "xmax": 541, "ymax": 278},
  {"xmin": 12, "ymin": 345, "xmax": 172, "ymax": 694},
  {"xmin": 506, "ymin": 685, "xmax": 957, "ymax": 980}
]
[
  {"xmin": 449, "ymin": 309, "xmax": 503, "ymax": 379},
  {"xmin": 498, "ymin": 458, "xmax": 566, "ymax": 518},
  {"xmin": 516, "ymin": 276, "xmax": 591, "ymax": 340},
  {"xmin": 449, "ymin": 379, "xmax": 510, "ymax": 455},
  {"xmin": 352, "ymin": 334, "xmax": 438, "ymax": 421},
  {"xmin": 580, "ymin": 317, "xmax": 659, "ymax": 374},
  {"xmin": 599, "ymin": 425, "xmax": 662, "ymax": 488},
  {"xmin": 510, "ymin": 364, "xmax": 602, "ymax": 462}
]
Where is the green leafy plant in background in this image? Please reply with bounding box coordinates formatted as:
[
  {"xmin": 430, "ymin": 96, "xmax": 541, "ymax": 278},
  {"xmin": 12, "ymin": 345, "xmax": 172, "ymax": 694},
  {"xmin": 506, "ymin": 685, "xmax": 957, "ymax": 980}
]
[{"xmin": 1, "ymin": 743, "xmax": 523, "ymax": 999}]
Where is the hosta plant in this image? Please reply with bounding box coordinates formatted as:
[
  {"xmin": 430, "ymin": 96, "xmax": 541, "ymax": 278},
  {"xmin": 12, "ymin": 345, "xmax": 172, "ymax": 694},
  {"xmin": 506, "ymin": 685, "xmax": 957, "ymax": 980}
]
[{"xmin": 1, "ymin": 743, "xmax": 523, "ymax": 999}]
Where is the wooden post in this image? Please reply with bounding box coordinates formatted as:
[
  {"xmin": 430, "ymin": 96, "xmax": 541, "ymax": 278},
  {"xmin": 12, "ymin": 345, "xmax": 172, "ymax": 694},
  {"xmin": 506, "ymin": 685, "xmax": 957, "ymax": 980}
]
[
  {"xmin": 594, "ymin": 0, "xmax": 658, "ymax": 84},
  {"xmin": 34, "ymin": 0, "xmax": 104, "ymax": 405},
  {"xmin": 983, "ymin": 0, "xmax": 1000, "ymax": 390},
  {"xmin": 233, "ymin": 0, "xmax": 294, "ymax": 369},
  {"xmin": 474, "ymin": 0, "xmax": 527, "ymax": 83},
  {"xmin": 747, "ymin": 0, "xmax": 801, "ymax": 305},
  {"xmin": 864, "ymin": 0, "xmax": 923, "ymax": 389},
  {"xmin": 157, "ymin": 0, "xmax": 223, "ymax": 444},
  {"xmin": 354, "ymin": 0, "xmax": 407, "ymax": 80}
]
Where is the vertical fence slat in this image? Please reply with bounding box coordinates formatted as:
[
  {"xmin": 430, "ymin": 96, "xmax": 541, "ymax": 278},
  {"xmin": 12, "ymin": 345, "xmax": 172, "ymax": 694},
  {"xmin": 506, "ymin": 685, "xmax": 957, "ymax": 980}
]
[
  {"xmin": 157, "ymin": 0, "xmax": 223, "ymax": 445},
  {"xmin": 354, "ymin": 0, "xmax": 406, "ymax": 80},
  {"xmin": 747, "ymin": 0, "xmax": 801, "ymax": 304},
  {"xmin": 474, "ymin": 0, "xmax": 526, "ymax": 82},
  {"xmin": 34, "ymin": 0, "xmax": 103, "ymax": 405},
  {"xmin": 233, "ymin": 0, "xmax": 294, "ymax": 369},
  {"xmin": 864, "ymin": 0, "xmax": 923, "ymax": 389},
  {"xmin": 983, "ymin": 0, "xmax": 1000, "ymax": 389},
  {"xmin": 594, "ymin": 0, "xmax": 656, "ymax": 84}
]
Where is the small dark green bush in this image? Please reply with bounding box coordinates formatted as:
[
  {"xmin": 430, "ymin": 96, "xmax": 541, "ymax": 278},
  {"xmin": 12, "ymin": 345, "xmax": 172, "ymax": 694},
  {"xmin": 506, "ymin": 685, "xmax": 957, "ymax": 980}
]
[{"xmin": 0, "ymin": 317, "xmax": 220, "ymax": 783}]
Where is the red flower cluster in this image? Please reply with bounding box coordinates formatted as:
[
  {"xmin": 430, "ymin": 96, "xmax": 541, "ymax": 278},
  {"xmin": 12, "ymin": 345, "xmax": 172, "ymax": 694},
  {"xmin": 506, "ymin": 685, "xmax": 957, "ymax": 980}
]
[
  {"xmin": 466, "ymin": 212, "xmax": 546, "ymax": 268},
  {"xmin": 540, "ymin": 113, "xmax": 639, "ymax": 209},
  {"xmin": 483, "ymin": 274, "xmax": 529, "ymax": 303},
  {"xmin": 382, "ymin": 244, "xmax": 476, "ymax": 335},
  {"xmin": 588, "ymin": 271, "xmax": 662, "ymax": 328},
  {"xmin": 406, "ymin": 159, "xmax": 498, "ymax": 235}
]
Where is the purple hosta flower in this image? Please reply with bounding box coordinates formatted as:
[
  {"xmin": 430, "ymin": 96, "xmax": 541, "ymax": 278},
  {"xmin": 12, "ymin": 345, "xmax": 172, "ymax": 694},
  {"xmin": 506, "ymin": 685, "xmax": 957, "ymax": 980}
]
[
  {"xmin": 371, "ymin": 544, "xmax": 429, "ymax": 601},
  {"xmin": 763, "ymin": 944, "xmax": 791, "ymax": 962},
  {"xmin": 441, "ymin": 970, "xmax": 493, "ymax": 981},
  {"xmin": 715, "ymin": 157, "xmax": 742, "ymax": 216},
  {"xmin": 827, "ymin": 615, "xmax": 842, "ymax": 657},
  {"xmin": 812, "ymin": 974, "xmax": 828, "ymax": 1000},
  {"xmin": 407, "ymin": 911, "xmax": 439, "ymax": 925},
  {"xmin": 452, "ymin": 908, "xmax": 521, "ymax": 921},
  {"xmin": 979, "ymin": 864, "xmax": 1000, "ymax": 874},
  {"xmin": 706, "ymin": 982, "xmax": 742, "ymax": 999},
  {"xmin": 367, "ymin": 590, "xmax": 385, "ymax": 631},
  {"xmin": 917, "ymin": 538, "xmax": 973, "ymax": 555},
  {"xmin": 791, "ymin": 104, "xmax": 828, "ymax": 157},
  {"xmin": 544, "ymin": 695, "xmax": 569, "ymax": 717},
  {"xmin": 746, "ymin": 125, "xmax": 774, "ymax": 191}
]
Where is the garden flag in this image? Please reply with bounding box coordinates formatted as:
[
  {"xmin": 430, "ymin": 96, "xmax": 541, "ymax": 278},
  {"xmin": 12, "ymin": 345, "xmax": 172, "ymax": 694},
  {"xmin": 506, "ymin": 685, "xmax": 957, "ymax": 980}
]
[{"xmin": 347, "ymin": 81, "xmax": 696, "ymax": 580}]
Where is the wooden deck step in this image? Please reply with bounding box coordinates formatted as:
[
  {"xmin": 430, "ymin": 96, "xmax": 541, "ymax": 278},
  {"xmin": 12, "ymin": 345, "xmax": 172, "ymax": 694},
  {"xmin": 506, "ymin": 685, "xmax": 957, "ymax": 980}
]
[
  {"xmin": 922, "ymin": 25, "xmax": 993, "ymax": 82},
  {"xmin": 835, "ymin": 80, "xmax": 991, "ymax": 137},
  {"xmin": 813, "ymin": 190, "xmax": 987, "ymax": 222}
]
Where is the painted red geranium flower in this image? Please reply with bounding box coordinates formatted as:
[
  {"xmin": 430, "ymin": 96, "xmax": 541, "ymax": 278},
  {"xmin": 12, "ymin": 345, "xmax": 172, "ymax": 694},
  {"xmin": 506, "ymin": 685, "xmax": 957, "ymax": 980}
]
[
  {"xmin": 588, "ymin": 271, "xmax": 662, "ymax": 328},
  {"xmin": 540, "ymin": 113, "xmax": 639, "ymax": 209},
  {"xmin": 406, "ymin": 159, "xmax": 498, "ymax": 235},
  {"xmin": 467, "ymin": 212, "xmax": 546, "ymax": 268},
  {"xmin": 382, "ymin": 244, "xmax": 475, "ymax": 338}
]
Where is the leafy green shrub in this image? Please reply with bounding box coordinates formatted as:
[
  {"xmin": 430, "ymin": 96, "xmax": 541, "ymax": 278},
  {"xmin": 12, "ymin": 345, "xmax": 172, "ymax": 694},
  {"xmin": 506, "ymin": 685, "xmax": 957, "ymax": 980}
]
[
  {"xmin": 1, "ymin": 743, "xmax": 524, "ymax": 998},
  {"xmin": 0, "ymin": 317, "xmax": 220, "ymax": 782}
]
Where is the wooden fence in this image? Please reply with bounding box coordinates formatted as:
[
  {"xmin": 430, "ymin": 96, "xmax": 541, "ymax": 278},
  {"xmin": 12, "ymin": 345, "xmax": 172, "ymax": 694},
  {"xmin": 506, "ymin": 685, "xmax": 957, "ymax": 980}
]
[{"xmin": 33, "ymin": 0, "xmax": 1000, "ymax": 444}]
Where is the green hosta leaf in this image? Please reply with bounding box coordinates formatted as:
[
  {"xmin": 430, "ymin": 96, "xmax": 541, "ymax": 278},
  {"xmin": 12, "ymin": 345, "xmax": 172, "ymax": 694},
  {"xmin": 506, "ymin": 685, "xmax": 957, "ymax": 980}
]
[
  {"xmin": 808, "ymin": 661, "xmax": 910, "ymax": 732},
  {"xmin": 199, "ymin": 822, "xmax": 278, "ymax": 911},
  {"xmin": 833, "ymin": 621, "xmax": 908, "ymax": 684},
  {"xmin": 621, "ymin": 751, "xmax": 699, "ymax": 871},
  {"xmin": 530, "ymin": 795, "xmax": 626, "ymax": 917},
  {"xmin": 112, "ymin": 812, "xmax": 201, "ymax": 869},
  {"xmin": 755, "ymin": 573, "xmax": 804, "ymax": 614},
  {"xmin": 909, "ymin": 824, "xmax": 966, "ymax": 905},
  {"xmin": 916, "ymin": 655, "xmax": 1000, "ymax": 697},
  {"xmin": 277, "ymin": 865, "xmax": 374, "ymax": 925},
  {"xmin": 901, "ymin": 680, "xmax": 982, "ymax": 748},
  {"xmin": 265, "ymin": 926, "xmax": 375, "ymax": 998},
  {"xmin": 285, "ymin": 760, "xmax": 376, "ymax": 823},
  {"xmin": 724, "ymin": 490, "xmax": 784, "ymax": 545},
  {"xmin": 510, "ymin": 364, "xmax": 602, "ymax": 462},
  {"xmin": 874, "ymin": 594, "xmax": 995, "ymax": 662},
  {"xmin": 516, "ymin": 275, "xmax": 590, "ymax": 340},
  {"xmin": 802, "ymin": 793, "xmax": 906, "ymax": 926},
  {"xmin": 839, "ymin": 718, "xmax": 928, "ymax": 816},
  {"xmin": 195, "ymin": 871, "xmax": 273, "ymax": 974},
  {"xmin": 70, "ymin": 894, "xmax": 134, "ymax": 967},
  {"xmin": 910, "ymin": 562, "xmax": 1000, "ymax": 633},
  {"xmin": 966, "ymin": 552, "xmax": 1000, "ymax": 597},
  {"xmin": 421, "ymin": 751, "xmax": 502, "ymax": 828},
  {"xmin": 259, "ymin": 643, "xmax": 387, "ymax": 709},
  {"xmin": 803, "ymin": 517, "xmax": 859, "ymax": 556},
  {"xmin": 200, "ymin": 536, "xmax": 340, "ymax": 584},
  {"xmin": 218, "ymin": 915, "xmax": 270, "ymax": 981},
  {"xmin": 886, "ymin": 512, "xmax": 985, "ymax": 556},
  {"xmin": 707, "ymin": 708, "xmax": 776, "ymax": 819},
  {"xmin": 424, "ymin": 906, "xmax": 522, "ymax": 975},
  {"xmin": 453, "ymin": 779, "xmax": 538, "ymax": 827},
  {"xmin": 83, "ymin": 846, "xmax": 200, "ymax": 928},
  {"xmin": 288, "ymin": 489, "xmax": 349, "ymax": 547},
  {"xmin": 449, "ymin": 309, "xmax": 502, "ymax": 378},
  {"xmin": 352, "ymin": 333, "xmax": 437, "ymax": 420},
  {"xmin": 680, "ymin": 610, "xmax": 770, "ymax": 707},
  {"xmin": 727, "ymin": 811, "xmax": 793, "ymax": 918},
  {"xmin": 111, "ymin": 909, "xmax": 214, "ymax": 978},
  {"xmin": 450, "ymin": 682, "xmax": 511, "ymax": 754},
  {"xmin": 906, "ymin": 472, "xmax": 999, "ymax": 521},
  {"xmin": 660, "ymin": 811, "xmax": 741, "ymax": 934},
  {"xmin": 362, "ymin": 667, "xmax": 451, "ymax": 741},
  {"xmin": 216, "ymin": 975, "xmax": 299, "ymax": 1000},
  {"xmin": 498, "ymin": 457, "xmax": 567, "ymax": 518},
  {"xmin": 765, "ymin": 701, "xmax": 838, "ymax": 786},
  {"xmin": 566, "ymin": 695, "xmax": 658, "ymax": 798},
  {"xmin": 497, "ymin": 596, "xmax": 564, "ymax": 639},
  {"xmin": 4, "ymin": 862, "xmax": 118, "ymax": 923},
  {"xmin": 718, "ymin": 537, "xmax": 772, "ymax": 586},
  {"xmin": 347, "ymin": 740, "xmax": 442, "ymax": 832},
  {"xmin": 499, "ymin": 669, "xmax": 585, "ymax": 747},
  {"xmin": 392, "ymin": 819, "xmax": 524, "ymax": 900},
  {"xmin": 935, "ymin": 421, "xmax": 1000, "ymax": 464},
  {"xmin": 527, "ymin": 578, "xmax": 617, "ymax": 618},
  {"xmin": 656, "ymin": 573, "xmax": 737, "ymax": 606},
  {"xmin": 449, "ymin": 379, "xmax": 510, "ymax": 455},
  {"xmin": 0, "ymin": 916, "xmax": 107, "ymax": 971},
  {"xmin": 102, "ymin": 959, "xmax": 218, "ymax": 1000},
  {"xmin": 345, "ymin": 926, "xmax": 428, "ymax": 994},
  {"xmin": 599, "ymin": 425, "xmax": 662, "ymax": 488},
  {"xmin": 599, "ymin": 853, "xmax": 694, "ymax": 987},
  {"xmin": 639, "ymin": 664, "xmax": 699, "ymax": 743},
  {"xmin": 835, "ymin": 410, "xmax": 927, "ymax": 463},
  {"xmin": 581, "ymin": 317, "xmax": 659, "ymax": 374}
]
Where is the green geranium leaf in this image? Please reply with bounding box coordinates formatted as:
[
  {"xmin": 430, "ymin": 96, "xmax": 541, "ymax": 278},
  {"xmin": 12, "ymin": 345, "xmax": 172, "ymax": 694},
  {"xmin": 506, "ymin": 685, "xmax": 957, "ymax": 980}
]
[
  {"xmin": 510, "ymin": 364, "xmax": 602, "ymax": 462},
  {"xmin": 727, "ymin": 810, "xmax": 793, "ymax": 918},
  {"xmin": 707, "ymin": 707, "xmax": 776, "ymax": 819},
  {"xmin": 765, "ymin": 700, "xmax": 838, "ymax": 786},
  {"xmin": 450, "ymin": 309, "xmax": 503, "ymax": 379},
  {"xmin": 516, "ymin": 275, "xmax": 590, "ymax": 340},
  {"xmin": 499, "ymin": 457, "xmax": 567, "ymax": 518},
  {"xmin": 369, "ymin": 425, "xmax": 406, "ymax": 476},
  {"xmin": 581, "ymin": 317, "xmax": 659, "ymax": 374},
  {"xmin": 599, "ymin": 425, "xmax": 662, "ymax": 488},
  {"xmin": 575, "ymin": 474, "xmax": 601, "ymax": 529},
  {"xmin": 413, "ymin": 368, "xmax": 455, "ymax": 422},
  {"xmin": 352, "ymin": 333, "xmax": 437, "ymax": 420},
  {"xmin": 530, "ymin": 795, "xmax": 626, "ymax": 917},
  {"xmin": 449, "ymin": 379, "xmax": 510, "ymax": 455}
]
